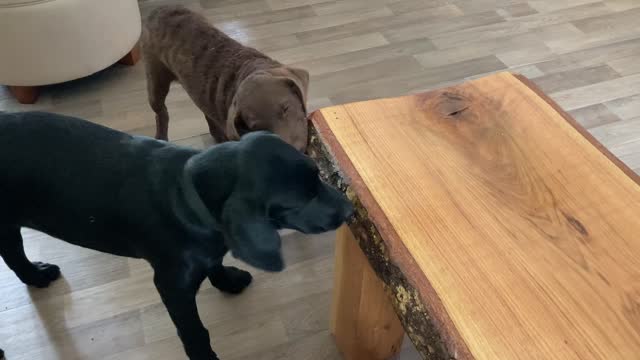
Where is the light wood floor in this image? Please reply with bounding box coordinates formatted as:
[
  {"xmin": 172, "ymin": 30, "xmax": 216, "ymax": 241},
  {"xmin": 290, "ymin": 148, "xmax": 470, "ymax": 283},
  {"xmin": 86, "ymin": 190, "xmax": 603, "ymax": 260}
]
[{"xmin": 1, "ymin": 0, "xmax": 640, "ymax": 359}]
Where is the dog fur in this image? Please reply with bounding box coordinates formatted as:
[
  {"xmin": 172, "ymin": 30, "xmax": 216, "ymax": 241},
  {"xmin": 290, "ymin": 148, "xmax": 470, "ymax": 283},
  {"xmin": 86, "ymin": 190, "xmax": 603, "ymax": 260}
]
[
  {"xmin": 142, "ymin": 6, "xmax": 310, "ymax": 151},
  {"xmin": 0, "ymin": 111, "xmax": 352, "ymax": 360}
]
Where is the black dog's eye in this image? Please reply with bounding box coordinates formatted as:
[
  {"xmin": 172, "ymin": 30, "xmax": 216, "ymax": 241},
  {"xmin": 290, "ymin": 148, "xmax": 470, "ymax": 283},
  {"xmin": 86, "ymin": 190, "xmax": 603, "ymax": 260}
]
[{"xmin": 269, "ymin": 204, "xmax": 295, "ymax": 215}]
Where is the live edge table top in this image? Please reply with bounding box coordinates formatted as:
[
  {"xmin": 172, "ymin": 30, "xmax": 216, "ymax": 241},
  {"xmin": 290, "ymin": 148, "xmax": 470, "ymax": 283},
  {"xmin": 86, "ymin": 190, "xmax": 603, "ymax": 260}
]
[{"xmin": 307, "ymin": 72, "xmax": 640, "ymax": 360}]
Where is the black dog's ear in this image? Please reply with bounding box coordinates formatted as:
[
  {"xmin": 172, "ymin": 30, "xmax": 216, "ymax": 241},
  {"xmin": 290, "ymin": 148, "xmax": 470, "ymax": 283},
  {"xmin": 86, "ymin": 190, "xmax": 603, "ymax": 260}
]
[{"xmin": 222, "ymin": 196, "xmax": 284, "ymax": 272}]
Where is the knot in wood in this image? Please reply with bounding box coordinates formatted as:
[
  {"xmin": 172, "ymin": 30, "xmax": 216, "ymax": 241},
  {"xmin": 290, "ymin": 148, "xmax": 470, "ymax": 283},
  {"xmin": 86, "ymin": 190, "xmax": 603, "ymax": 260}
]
[{"xmin": 437, "ymin": 91, "xmax": 470, "ymax": 118}]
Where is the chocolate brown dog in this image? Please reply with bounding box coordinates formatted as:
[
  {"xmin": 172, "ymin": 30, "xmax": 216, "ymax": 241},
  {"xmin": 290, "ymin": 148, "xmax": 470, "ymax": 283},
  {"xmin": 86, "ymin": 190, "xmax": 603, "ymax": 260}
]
[{"xmin": 142, "ymin": 6, "xmax": 310, "ymax": 151}]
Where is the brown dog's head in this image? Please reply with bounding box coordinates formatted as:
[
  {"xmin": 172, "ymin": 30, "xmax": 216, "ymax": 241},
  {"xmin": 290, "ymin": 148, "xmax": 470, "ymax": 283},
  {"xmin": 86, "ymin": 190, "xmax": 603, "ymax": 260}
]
[{"xmin": 226, "ymin": 66, "xmax": 309, "ymax": 151}]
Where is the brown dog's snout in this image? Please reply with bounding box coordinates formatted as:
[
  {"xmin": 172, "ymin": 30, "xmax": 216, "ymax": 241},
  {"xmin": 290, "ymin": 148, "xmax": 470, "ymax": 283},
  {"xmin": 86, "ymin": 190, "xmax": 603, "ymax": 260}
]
[{"xmin": 292, "ymin": 132, "xmax": 308, "ymax": 153}]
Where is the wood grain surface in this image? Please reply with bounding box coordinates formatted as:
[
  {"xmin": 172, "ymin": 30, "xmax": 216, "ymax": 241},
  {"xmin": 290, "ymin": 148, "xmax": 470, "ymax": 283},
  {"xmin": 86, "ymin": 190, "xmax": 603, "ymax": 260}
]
[
  {"xmin": 311, "ymin": 72, "xmax": 640, "ymax": 359},
  {"xmin": 330, "ymin": 226, "xmax": 404, "ymax": 360}
]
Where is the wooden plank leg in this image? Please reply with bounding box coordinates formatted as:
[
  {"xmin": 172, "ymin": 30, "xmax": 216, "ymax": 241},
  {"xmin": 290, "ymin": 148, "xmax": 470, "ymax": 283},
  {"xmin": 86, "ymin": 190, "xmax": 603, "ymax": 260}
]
[
  {"xmin": 118, "ymin": 42, "xmax": 140, "ymax": 66},
  {"xmin": 8, "ymin": 85, "xmax": 39, "ymax": 104},
  {"xmin": 331, "ymin": 225, "xmax": 405, "ymax": 360}
]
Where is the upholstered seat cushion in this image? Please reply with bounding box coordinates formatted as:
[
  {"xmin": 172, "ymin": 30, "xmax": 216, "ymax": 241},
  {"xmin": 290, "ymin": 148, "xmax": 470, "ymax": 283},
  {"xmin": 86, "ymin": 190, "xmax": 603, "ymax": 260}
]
[{"xmin": 0, "ymin": 0, "xmax": 141, "ymax": 86}]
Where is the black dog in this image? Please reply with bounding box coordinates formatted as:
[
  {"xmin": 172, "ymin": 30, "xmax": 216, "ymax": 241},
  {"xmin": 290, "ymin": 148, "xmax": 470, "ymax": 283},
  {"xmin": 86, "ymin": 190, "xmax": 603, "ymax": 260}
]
[{"xmin": 0, "ymin": 111, "xmax": 353, "ymax": 360}]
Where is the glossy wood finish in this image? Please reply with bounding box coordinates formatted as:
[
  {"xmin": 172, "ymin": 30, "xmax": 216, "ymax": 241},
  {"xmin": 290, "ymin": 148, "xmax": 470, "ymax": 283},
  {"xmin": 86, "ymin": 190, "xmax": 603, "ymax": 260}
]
[{"xmin": 311, "ymin": 72, "xmax": 640, "ymax": 359}]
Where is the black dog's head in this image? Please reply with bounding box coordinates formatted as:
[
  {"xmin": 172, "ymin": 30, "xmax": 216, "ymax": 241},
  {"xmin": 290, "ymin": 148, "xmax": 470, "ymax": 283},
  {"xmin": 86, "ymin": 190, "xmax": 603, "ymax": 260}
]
[{"xmin": 188, "ymin": 131, "xmax": 353, "ymax": 272}]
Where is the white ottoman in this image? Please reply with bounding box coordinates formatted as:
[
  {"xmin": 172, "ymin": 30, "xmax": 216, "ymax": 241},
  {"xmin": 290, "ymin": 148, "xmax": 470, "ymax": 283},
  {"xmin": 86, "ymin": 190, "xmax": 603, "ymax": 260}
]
[{"xmin": 0, "ymin": 0, "xmax": 142, "ymax": 103}]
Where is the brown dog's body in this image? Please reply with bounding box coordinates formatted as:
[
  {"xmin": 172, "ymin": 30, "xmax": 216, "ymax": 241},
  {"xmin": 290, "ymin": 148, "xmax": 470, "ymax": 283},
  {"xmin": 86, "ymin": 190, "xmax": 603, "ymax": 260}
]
[{"xmin": 142, "ymin": 6, "xmax": 310, "ymax": 150}]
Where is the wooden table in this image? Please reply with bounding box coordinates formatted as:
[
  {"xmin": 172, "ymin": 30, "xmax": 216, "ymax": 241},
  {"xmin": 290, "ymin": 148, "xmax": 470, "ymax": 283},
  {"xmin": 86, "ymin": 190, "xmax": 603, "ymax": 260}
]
[{"xmin": 307, "ymin": 72, "xmax": 640, "ymax": 360}]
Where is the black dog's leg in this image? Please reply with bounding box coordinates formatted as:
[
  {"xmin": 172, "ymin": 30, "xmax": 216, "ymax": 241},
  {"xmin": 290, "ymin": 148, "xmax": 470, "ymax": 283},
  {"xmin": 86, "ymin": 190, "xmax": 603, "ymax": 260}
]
[
  {"xmin": 1, "ymin": 347, "xmax": 4, "ymax": 359},
  {"xmin": 154, "ymin": 267, "xmax": 219, "ymax": 360},
  {"xmin": 208, "ymin": 265, "xmax": 252, "ymax": 294},
  {"xmin": 0, "ymin": 226, "xmax": 60, "ymax": 288}
]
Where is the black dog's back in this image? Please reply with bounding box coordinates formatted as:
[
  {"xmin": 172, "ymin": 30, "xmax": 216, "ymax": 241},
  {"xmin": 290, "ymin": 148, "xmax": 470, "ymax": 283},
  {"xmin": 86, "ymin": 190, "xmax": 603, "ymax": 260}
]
[
  {"xmin": 1, "ymin": 112, "xmax": 141, "ymax": 192},
  {"xmin": 0, "ymin": 112, "xmax": 196, "ymax": 256}
]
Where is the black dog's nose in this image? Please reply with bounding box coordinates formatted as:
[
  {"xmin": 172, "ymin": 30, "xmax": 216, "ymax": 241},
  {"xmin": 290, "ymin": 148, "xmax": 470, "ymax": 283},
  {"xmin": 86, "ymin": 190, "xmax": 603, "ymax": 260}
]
[{"xmin": 342, "ymin": 202, "xmax": 354, "ymax": 219}]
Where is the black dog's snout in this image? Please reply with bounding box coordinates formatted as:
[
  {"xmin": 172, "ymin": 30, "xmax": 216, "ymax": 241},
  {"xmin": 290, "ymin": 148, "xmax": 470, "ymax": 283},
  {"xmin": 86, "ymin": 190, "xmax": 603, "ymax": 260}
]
[
  {"xmin": 342, "ymin": 202, "xmax": 354, "ymax": 220},
  {"xmin": 325, "ymin": 186, "xmax": 354, "ymax": 223},
  {"xmin": 330, "ymin": 198, "xmax": 354, "ymax": 229}
]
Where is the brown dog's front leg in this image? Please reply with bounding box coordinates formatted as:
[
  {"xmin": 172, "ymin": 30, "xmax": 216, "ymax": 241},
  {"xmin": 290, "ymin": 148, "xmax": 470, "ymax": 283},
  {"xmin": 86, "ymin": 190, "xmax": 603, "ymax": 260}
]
[
  {"xmin": 153, "ymin": 268, "xmax": 219, "ymax": 360},
  {"xmin": 205, "ymin": 115, "xmax": 228, "ymax": 144}
]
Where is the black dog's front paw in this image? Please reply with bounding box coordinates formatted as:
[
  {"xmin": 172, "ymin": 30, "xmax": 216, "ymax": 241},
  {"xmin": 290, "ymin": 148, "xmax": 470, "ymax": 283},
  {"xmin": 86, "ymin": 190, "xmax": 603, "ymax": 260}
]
[
  {"xmin": 19, "ymin": 262, "xmax": 61, "ymax": 288},
  {"xmin": 209, "ymin": 266, "xmax": 252, "ymax": 294}
]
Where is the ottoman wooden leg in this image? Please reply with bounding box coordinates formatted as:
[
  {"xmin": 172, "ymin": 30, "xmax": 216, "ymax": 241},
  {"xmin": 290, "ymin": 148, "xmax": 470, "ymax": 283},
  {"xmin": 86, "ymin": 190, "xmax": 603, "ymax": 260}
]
[
  {"xmin": 331, "ymin": 225, "xmax": 404, "ymax": 360},
  {"xmin": 8, "ymin": 86, "xmax": 39, "ymax": 104},
  {"xmin": 118, "ymin": 42, "xmax": 140, "ymax": 66}
]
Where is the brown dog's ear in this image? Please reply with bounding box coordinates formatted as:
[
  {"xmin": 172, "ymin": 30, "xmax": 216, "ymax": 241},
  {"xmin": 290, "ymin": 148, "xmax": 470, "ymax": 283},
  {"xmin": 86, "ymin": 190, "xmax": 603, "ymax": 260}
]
[
  {"xmin": 226, "ymin": 95, "xmax": 242, "ymax": 141},
  {"xmin": 285, "ymin": 67, "xmax": 309, "ymax": 111},
  {"xmin": 266, "ymin": 67, "xmax": 310, "ymax": 113}
]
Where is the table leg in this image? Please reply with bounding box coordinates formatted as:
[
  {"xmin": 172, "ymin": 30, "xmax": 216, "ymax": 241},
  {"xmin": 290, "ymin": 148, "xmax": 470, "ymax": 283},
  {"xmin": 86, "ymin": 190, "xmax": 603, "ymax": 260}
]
[
  {"xmin": 8, "ymin": 86, "xmax": 39, "ymax": 104},
  {"xmin": 331, "ymin": 225, "xmax": 405, "ymax": 359},
  {"xmin": 118, "ymin": 42, "xmax": 140, "ymax": 66}
]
